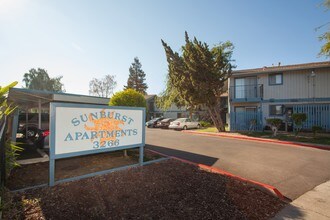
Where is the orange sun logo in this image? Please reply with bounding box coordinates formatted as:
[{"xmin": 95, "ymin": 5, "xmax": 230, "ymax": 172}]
[{"xmin": 84, "ymin": 109, "xmax": 124, "ymax": 143}]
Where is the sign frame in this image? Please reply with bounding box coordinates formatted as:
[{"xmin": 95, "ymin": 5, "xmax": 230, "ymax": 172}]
[{"xmin": 49, "ymin": 102, "xmax": 146, "ymax": 186}]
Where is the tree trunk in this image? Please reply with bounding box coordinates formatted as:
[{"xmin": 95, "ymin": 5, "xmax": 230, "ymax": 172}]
[
  {"xmin": 271, "ymin": 125, "xmax": 278, "ymax": 137},
  {"xmin": 206, "ymin": 105, "xmax": 225, "ymax": 132}
]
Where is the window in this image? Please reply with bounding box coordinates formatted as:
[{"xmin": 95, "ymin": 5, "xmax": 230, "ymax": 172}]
[
  {"xmin": 269, "ymin": 73, "xmax": 283, "ymax": 85},
  {"xmin": 234, "ymin": 106, "xmax": 257, "ymax": 112},
  {"xmin": 235, "ymin": 107, "xmax": 245, "ymax": 112},
  {"xmin": 234, "ymin": 77, "xmax": 257, "ymax": 98},
  {"xmin": 269, "ymin": 105, "xmax": 283, "ymax": 116}
]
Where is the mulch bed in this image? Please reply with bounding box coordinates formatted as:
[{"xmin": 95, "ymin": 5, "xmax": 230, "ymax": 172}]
[
  {"xmin": 7, "ymin": 149, "xmax": 161, "ymax": 190},
  {"xmin": 3, "ymin": 159, "xmax": 286, "ymax": 220}
]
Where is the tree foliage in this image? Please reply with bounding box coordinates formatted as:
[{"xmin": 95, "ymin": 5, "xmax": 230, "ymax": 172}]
[
  {"xmin": 319, "ymin": 0, "xmax": 330, "ymax": 57},
  {"xmin": 89, "ymin": 74, "xmax": 117, "ymax": 98},
  {"xmin": 0, "ymin": 82, "xmax": 23, "ymax": 178},
  {"xmin": 0, "ymin": 81, "xmax": 18, "ymax": 120},
  {"xmin": 266, "ymin": 118, "xmax": 283, "ymax": 137},
  {"xmin": 156, "ymin": 75, "xmax": 187, "ymax": 110},
  {"xmin": 124, "ymin": 57, "xmax": 148, "ymax": 95},
  {"xmin": 109, "ymin": 89, "xmax": 146, "ymax": 108},
  {"xmin": 292, "ymin": 113, "xmax": 307, "ymax": 136},
  {"xmin": 23, "ymin": 68, "xmax": 65, "ymax": 92},
  {"xmin": 312, "ymin": 125, "xmax": 323, "ymax": 137},
  {"xmin": 161, "ymin": 32, "xmax": 235, "ymax": 131}
]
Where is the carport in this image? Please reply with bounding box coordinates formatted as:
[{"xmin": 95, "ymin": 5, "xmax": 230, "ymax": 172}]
[{"xmin": 8, "ymin": 88, "xmax": 109, "ymax": 146}]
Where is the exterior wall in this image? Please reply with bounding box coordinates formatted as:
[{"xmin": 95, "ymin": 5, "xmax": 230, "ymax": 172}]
[
  {"xmin": 229, "ymin": 66, "xmax": 330, "ymax": 131},
  {"xmin": 262, "ymin": 101, "xmax": 330, "ymax": 123},
  {"xmin": 260, "ymin": 68, "xmax": 330, "ymax": 100},
  {"xmin": 163, "ymin": 111, "xmax": 189, "ymax": 119},
  {"xmin": 146, "ymin": 96, "xmax": 189, "ymax": 120},
  {"xmin": 229, "ymin": 102, "xmax": 261, "ymax": 131}
]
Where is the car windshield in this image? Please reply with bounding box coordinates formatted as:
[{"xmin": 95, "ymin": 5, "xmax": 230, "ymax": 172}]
[
  {"xmin": 149, "ymin": 118, "xmax": 159, "ymax": 122},
  {"xmin": 175, "ymin": 118, "xmax": 186, "ymax": 122}
]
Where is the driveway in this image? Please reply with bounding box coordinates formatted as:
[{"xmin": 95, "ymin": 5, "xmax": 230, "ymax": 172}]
[{"xmin": 146, "ymin": 129, "xmax": 330, "ymax": 200}]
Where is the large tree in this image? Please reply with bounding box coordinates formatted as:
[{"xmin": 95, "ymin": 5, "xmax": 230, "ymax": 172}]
[
  {"xmin": 156, "ymin": 75, "xmax": 187, "ymax": 110},
  {"xmin": 124, "ymin": 57, "xmax": 148, "ymax": 95},
  {"xmin": 89, "ymin": 74, "xmax": 117, "ymax": 98},
  {"xmin": 319, "ymin": 0, "xmax": 330, "ymax": 57},
  {"xmin": 23, "ymin": 68, "xmax": 65, "ymax": 92},
  {"xmin": 161, "ymin": 32, "xmax": 235, "ymax": 132}
]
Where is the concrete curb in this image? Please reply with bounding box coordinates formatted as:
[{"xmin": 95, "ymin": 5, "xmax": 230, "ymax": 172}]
[
  {"xmin": 146, "ymin": 148, "xmax": 288, "ymax": 202},
  {"xmin": 182, "ymin": 130, "xmax": 330, "ymax": 151}
]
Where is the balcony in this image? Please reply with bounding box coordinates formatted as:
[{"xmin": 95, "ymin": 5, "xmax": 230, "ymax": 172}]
[{"xmin": 230, "ymin": 84, "xmax": 263, "ymax": 102}]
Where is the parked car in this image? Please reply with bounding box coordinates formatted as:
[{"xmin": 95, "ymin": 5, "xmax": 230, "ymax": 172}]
[
  {"xmin": 16, "ymin": 113, "xmax": 50, "ymax": 148},
  {"xmin": 157, "ymin": 118, "xmax": 175, "ymax": 129},
  {"xmin": 18, "ymin": 113, "xmax": 49, "ymax": 131},
  {"xmin": 169, "ymin": 118, "xmax": 201, "ymax": 130},
  {"xmin": 145, "ymin": 117, "xmax": 164, "ymax": 128}
]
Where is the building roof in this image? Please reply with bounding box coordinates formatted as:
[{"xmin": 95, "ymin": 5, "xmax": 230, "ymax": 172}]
[
  {"xmin": 144, "ymin": 94, "xmax": 156, "ymax": 101},
  {"xmin": 8, "ymin": 88, "xmax": 110, "ymax": 109},
  {"xmin": 232, "ymin": 61, "xmax": 330, "ymax": 76}
]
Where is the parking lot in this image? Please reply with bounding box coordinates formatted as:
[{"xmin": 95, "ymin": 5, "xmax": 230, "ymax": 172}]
[{"xmin": 146, "ymin": 128, "xmax": 330, "ymax": 200}]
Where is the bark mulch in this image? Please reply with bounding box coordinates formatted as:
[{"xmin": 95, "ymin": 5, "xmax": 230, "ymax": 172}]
[
  {"xmin": 3, "ymin": 159, "xmax": 286, "ymax": 220},
  {"xmin": 7, "ymin": 149, "xmax": 160, "ymax": 190}
]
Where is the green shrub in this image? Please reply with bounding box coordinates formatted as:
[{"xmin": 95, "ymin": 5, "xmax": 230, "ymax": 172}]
[
  {"xmin": 266, "ymin": 118, "xmax": 282, "ymax": 136},
  {"xmin": 312, "ymin": 125, "xmax": 323, "ymax": 138},
  {"xmin": 109, "ymin": 89, "xmax": 146, "ymax": 157},
  {"xmin": 292, "ymin": 113, "xmax": 307, "ymax": 136},
  {"xmin": 5, "ymin": 140, "xmax": 23, "ymax": 178},
  {"xmin": 266, "ymin": 118, "xmax": 282, "ymax": 128},
  {"xmin": 200, "ymin": 121, "xmax": 212, "ymax": 128},
  {"xmin": 1, "ymin": 82, "xmax": 22, "ymax": 179},
  {"xmin": 109, "ymin": 89, "xmax": 146, "ymax": 108},
  {"xmin": 292, "ymin": 113, "xmax": 307, "ymax": 126}
]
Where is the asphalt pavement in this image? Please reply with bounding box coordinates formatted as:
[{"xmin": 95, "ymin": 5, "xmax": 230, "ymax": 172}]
[{"xmin": 146, "ymin": 128, "xmax": 330, "ymax": 200}]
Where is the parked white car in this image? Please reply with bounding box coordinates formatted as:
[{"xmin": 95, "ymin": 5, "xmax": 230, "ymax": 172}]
[{"xmin": 169, "ymin": 118, "xmax": 200, "ymax": 130}]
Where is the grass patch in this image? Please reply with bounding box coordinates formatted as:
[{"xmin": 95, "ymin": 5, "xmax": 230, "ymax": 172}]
[
  {"xmin": 197, "ymin": 127, "xmax": 219, "ymax": 133},
  {"xmin": 197, "ymin": 125, "xmax": 229, "ymax": 133},
  {"xmin": 196, "ymin": 127, "xmax": 330, "ymax": 146},
  {"xmin": 239, "ymin": 131, "xmax": 330, "ymax": 146}
]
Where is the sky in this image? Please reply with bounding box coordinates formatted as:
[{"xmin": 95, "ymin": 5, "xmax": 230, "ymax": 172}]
[{"xmin": 0, "ymin": 0, "xmax": 329, "ymax": 96}]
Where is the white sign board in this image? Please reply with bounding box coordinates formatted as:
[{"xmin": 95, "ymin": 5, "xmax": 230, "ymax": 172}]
[{"xmin": 51, "ymin": 104, "xmax": 145, "ymax": 156}]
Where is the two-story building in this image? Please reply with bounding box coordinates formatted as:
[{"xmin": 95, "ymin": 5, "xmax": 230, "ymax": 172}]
[
  {"xmin": 228, "ymin": 61, "xmax": 330, "ymax": 132},
  {"xmin": 144, "ymin": 95, "xmax": 190, "ymax": 120}
]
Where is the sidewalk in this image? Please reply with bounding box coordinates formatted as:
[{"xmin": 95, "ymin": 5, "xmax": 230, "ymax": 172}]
[
  {"xmin": 182, "ymin": 130, "xmax": 330, "ymax": 151},
  {"xmin": 273, "ymin": 180, "xmax": 330, "ymax": 220}
]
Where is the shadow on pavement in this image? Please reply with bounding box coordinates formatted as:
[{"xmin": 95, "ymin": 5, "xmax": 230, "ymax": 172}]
[
  {"xmin": 146, "ymin": 144, "xmax": 219, "ymax": 166},
  {"xmin": 272, "ymin": 204, "xmax": 305, "ymax": 220}
]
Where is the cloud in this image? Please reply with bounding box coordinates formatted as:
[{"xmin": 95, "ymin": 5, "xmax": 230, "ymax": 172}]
[{"xmin": 71, "ymin": 42, "xmax": 84, "ymax": 53}]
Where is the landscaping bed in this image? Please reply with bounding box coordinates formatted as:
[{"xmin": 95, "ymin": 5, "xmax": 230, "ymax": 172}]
[
  {"xmin": 6, "ymin": 149, "xmax": 161, "ymax": 190},
  {"xmin": 3, "ymin": 159, "xmax": 285, "ymax": 220}
]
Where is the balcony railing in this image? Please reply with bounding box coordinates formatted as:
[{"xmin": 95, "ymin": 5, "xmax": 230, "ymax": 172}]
[{"xmin": 230, "ymin": 84, "xmax": 263, "ymax": 101}]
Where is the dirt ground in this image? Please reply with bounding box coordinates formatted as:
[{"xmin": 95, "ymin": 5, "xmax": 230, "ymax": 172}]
[
  {"xmin": 6, "ymin": 149, "xmax": 161, "ymax": 190},
  {"xmin": 3, "ymin": 159, "xmax": 285, "ymax": 220}
]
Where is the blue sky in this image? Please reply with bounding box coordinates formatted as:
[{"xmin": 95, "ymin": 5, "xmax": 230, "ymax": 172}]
[{"xmin": 0, "ymin": 0, "xmax": 328, "ymax": 96}]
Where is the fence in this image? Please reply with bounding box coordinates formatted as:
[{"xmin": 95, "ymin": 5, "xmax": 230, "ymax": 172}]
[
  {"xmin": 230, "ymin": 111, "xmax": 263, "ymax": 131},
  {"xmin": 293, "ymin": 104, "xmax": 330, "ymax": 132}
]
